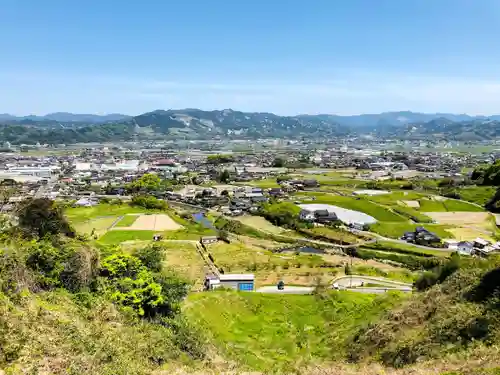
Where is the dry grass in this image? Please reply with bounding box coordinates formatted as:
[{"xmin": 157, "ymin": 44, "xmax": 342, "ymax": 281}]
[
  {"xmin": 425, "ymin": 212, "xmax": 491, "ymax": 226},
  {"xmin": 446, "ymin": 227, "xmax": 495, "ymax": 242}
]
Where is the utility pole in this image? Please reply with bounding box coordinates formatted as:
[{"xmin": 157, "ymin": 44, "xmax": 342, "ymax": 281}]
[{"xmin": 349, "ymin": 255, "xmax": 353, "ymax": 288}]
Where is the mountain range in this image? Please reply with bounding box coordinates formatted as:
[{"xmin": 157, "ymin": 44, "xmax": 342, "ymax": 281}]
[
  {"xmin": 2, "ymin": 110, "xmax": 500, "ymax": 127},
  {"xmin": 0, "ymin": 112, "xmax": 131, "ymax": 124},
  {"xmin": 2, "ymin": 109, "xmax": 500, "ymax": 144}
]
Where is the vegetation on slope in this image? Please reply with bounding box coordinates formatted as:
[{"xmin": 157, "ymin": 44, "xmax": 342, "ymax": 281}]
[
  {"xmin": 185, "ymin": 291, "xmax": 402, "ymax": 373},
  {"xmin": 0, "ymin": 198, "xmax": 208, "ymax": 374},
  {"xmin": 347, "ymin": 255, "xmax": 500, "ymax": 368}
]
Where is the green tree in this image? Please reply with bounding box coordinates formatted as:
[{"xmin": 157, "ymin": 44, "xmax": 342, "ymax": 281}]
[
  {"xmin": 206, "ymin": 154, "xmax": 233, "ymax": 165},
  {"xmin": 218, "ymin": 170, "xmax": 231, "ymax": 183},
  {"xmin": 273, "ymin": 158, "xmax": 285, "ymax": 167},
  {"xmin": 134, "ymin": 243, "xmax": 166, "ymax": 272},
  {"xmin": 127, "ymin": 173, "xmax": 162, "ymax": 193},
  {"xmin": 17, "ymin": 198, "xmax": 75, "ymax": 238}
]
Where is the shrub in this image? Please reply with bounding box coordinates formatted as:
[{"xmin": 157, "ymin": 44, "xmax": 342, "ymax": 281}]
[
  {"xmin": 131, "ymin": 195, "xmax": 168, "ymax": 210},
  {"xmin": 134, "ymin": 243, "xmax": 166, "ymax": 273}
]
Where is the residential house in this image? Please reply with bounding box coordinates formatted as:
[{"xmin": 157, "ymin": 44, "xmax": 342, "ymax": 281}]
[
  {"xmin": 299, "ymin": 209, "xmax": 316, "ymax": 221},
  {"xmin": 473, "ymin": 237, "xmax": 490, "ymax": 249},
  {"xmin": 457, "ymin": 241, "xmax": 474, "ymax": 255},
  {"xmin": 314, "ymin": 209, "xmax": 338, "ymax": 224},
  {"xmin": 402, "ymin": 226, "xmax": 441, "ymax": 245}
]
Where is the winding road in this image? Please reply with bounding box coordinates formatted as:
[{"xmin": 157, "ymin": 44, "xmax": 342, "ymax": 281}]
[{"xmin": 256, "ymin": 275, "xmax": 413, "ymax": 295}]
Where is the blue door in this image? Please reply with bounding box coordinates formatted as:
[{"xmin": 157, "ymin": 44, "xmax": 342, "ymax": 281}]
[{"xmin": 238, "ymin": 282, "xmax": 254, "ymax": 291}]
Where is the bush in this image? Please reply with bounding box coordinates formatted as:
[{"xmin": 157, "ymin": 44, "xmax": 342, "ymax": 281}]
[
  {"xmin": 414, "ymin": 271, "xmax": 439, "ymax": 291},
  {"xmin": 356, "ymin": 248, "xmax": 443, "ymax": 271},
  {"xmin": 413, "ymin": 253, "xmax": 461, "ymax": 291}
]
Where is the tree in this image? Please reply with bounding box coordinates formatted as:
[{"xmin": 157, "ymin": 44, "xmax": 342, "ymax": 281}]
[
  {"xmin": 17, "ymin": 198, "xmax": 75, "ymax": 238},
  {"xmin": 206, "ymin": 154, "xmax": 233, "ymax": 165},
  {"xmin": 131, "ymin": 195, "xmax": 168, "ymax": 210},
  {"xmin": 134, "ymin": 243, "xmax": 166, "ymax": 272},
  {"xmin": 127, "ymin": 173, "xmax": 162, "ymax": 193},
  {"xmin": 272, "ymin": 158, "xmax": 285, "ymax": 167},
  {"xmin": 218, "ymin": 170, "xmax": 230, "ymax": 183}
]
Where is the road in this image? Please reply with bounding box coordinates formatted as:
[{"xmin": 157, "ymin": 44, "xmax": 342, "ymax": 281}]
[
  {"xmin": 34, "ymin": 176, "xmax": 57, "ymax": 198},
  {"xmin": 332, "ymin": 275, "xmax": 413, "ymax": 293},
  {"xmin": 256, "ymin": 275, "xmax": 412, "ymax": 295},
  {"xmin": 256, "ymin": 286, "xmax": 315, "ymax": 294}
]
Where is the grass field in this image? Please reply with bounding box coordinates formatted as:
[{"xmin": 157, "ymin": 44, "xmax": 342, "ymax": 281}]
[
  {"xmin": 297, "ymin": 192, "xmax": 406, "ymax": 222},
  {"xmin": 234, "ymin": 215, "xmax": 285, "ymax": 234},
  {"xmin": 308, "ymin": 226, "xmax": 363, "ymax": 244},
  {"xmin": 208, "ymin": 240, "xmax": 343, "ymax": 286},
  {"xmin": 98, "ymin": 230, "xmax": 157, "ymax": 244},
  {"xmin": 364, "ymin": 240, "xmax": 453, "ymax": 257},
  {"xmin": 73, "ymin": 217, "xmax": 118, "ymax": 236},
  {"xmin": 458, "ymin": 186, "xmax": 496, "ymax": 206},
  {"xmin": 65, "ymin": 203, "xmax": 152, "ymax": 223},
  {"xmin": 370, "ymin": 222, "xmax": 454, "ymax": 239},
  {"xmin": 239, "ymin": 178, "xmax": 280, "ymax": 188},
  {"xmin": 418, "ymin": 198, "xmax": 483, "ymax": 212},
  {"xmin": 351, "ymin": 265, "xmax": 417, "ymax": 283},
  {"xmin": 114, "ymin": 215, "xmax": 139, "ymax": 227},
  {"xmin": 185, "ymin": 291, "xmax": 402, "ymax": 372}
]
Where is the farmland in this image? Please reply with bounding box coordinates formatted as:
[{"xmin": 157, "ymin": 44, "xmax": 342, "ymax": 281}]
[
  {"xmin": 66, "ymin": 202, "xmax": 216, "ymax": 244},
  {"xmin": 233, "ymin": 215, "xmax": 286, "ymax": 234},
  {"xmin": 114, "ymin": 215, "xmax": 139, "ymax": 227},
  {"xmin": 295, "ymin": 192, "xmax": 406, "ymax": 222}
]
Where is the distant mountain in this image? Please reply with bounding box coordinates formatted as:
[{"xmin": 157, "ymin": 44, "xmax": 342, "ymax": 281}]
[
  {"xmin": 373, "ymin": 118, "xmax": 500, "ymax": 141},
  {"xmin": 2, "ymin": 108, "xmax": 500, "ymax": 144},
  {"xmin": 0, "ymin": 112, "xmax": 130, "ymax": 124},
  {"xmin": 125, "ymin": 108, "xmax": 350, "ymax": 137},
  {"xmin": 321, "ymin": 111, "xmax": 482, "ymax": 127}
]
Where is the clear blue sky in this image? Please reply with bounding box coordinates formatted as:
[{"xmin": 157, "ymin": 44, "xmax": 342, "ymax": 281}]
[{"xmin": 1, "ymin": 0, "xmax": 500, "ymax": 115}]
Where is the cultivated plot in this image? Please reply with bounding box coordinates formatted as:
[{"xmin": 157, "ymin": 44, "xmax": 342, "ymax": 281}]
[
  {"xmin": 424, "ymin": 212, "xmax": 491, "ymax": 226},
  {"xmin": 112, "ymin": 214, "xmax": 183, "ymax": 231}
]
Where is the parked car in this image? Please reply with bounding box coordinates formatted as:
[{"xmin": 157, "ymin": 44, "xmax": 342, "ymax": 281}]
[{"xmin": 277, "ymin": 280, "xmax": 285, "ymax": 290}]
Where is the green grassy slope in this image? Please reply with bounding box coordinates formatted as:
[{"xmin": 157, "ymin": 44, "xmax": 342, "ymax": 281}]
[
  {"xmin": 184, "ymin": 291, "xmax": 402, "ymax": 373},
  {"xmin": 0, "ymin": 291, "xmax": 195, "ymax": 375},
  {"xmin": 347, "ymin": 255, "xmax": 500, "ymax": 368}
]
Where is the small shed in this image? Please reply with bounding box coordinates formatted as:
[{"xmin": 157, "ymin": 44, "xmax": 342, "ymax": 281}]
[
  {"xmin": 204, "ymin": 273, "xmax": 255, "ymax": 291},
  {"xmin": 219, "ymin": 274, "xmax": 255, "ymax": 291},
  {"xmin": 200, "ymin": 236, "xmax": 218, "ymax": 245}
]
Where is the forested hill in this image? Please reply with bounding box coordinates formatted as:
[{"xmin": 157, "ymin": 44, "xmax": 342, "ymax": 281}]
[{"xmin": 2, "ymin": 109, "xmax": 500, "ymax": 143}]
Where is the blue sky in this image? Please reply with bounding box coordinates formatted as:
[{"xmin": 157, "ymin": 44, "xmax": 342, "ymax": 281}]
[{"xmin": 1, "ymin": 0, "xmax": 500, "ymax": 115}]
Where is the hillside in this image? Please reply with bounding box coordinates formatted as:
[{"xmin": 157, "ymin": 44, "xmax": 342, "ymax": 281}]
[
  {"xmin": 2, "ymin": 109, "xmax": 500, "ymax": 143},
  {"xmin": 1, "ymin": 199, "xmax": 500, "ymax": 374}
]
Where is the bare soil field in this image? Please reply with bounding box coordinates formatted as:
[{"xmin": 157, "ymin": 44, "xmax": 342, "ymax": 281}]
[
  {"xmin": 112, "ymin": 214, "xmax": 183, "ymax": 231},
  {"xmin": 425, "ymin": 211, "xmax": 490, "ymax": 226}
]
